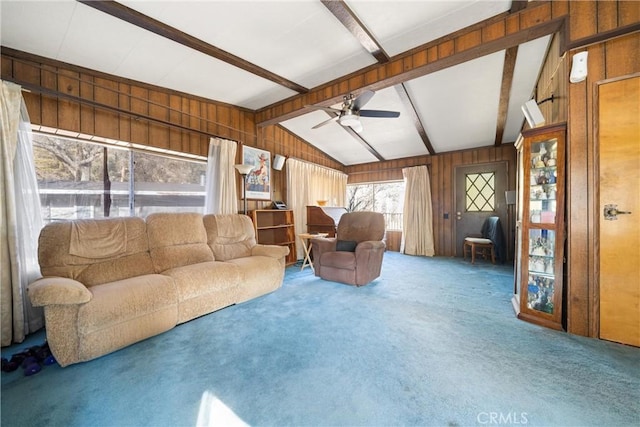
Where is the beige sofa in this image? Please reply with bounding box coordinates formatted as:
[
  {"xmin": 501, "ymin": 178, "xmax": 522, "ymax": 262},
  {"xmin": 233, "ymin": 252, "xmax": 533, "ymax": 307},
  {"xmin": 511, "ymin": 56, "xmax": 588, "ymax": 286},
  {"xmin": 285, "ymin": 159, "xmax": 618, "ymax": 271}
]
[{"xmin": 27, "ymin": 213, "xmax": 289, "ymax": 367}]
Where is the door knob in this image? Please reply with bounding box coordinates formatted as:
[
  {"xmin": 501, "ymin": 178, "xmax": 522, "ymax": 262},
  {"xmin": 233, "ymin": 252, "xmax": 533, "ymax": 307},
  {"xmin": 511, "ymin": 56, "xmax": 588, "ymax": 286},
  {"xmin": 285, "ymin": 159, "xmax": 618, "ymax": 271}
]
[{"xmin": 604, "ymin": 204, "xmax": 632, "ymax": 220}]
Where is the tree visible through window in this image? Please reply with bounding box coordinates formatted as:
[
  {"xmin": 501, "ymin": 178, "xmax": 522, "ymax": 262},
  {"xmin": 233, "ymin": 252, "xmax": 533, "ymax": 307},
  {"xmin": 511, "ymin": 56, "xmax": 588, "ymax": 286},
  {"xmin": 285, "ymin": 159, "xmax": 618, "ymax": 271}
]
[
  {"xmin": 346, "ymin": 181, "xmax": 404, "ymax": 230},
  {"xmin": 33, "ymin": 132, "xmax": 206, "ymax": 222},
  {"xmin": 465, "ymin": 172, "xmax": 495, "ymax": 212}
]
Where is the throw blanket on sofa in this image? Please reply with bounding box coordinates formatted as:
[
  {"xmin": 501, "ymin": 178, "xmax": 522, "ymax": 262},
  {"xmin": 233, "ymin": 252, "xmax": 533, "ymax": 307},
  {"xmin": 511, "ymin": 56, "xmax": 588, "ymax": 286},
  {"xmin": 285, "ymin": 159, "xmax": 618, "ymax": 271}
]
[{"xmin": 69, "ymin": 219, "xmax": 126, "ymax": 258}]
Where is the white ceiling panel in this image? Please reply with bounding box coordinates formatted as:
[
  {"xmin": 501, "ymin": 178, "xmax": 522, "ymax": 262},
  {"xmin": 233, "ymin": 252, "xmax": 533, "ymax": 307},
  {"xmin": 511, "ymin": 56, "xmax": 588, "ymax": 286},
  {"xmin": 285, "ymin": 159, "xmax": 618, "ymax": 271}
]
[
  {"xmin": 406, "ymin": 50, "xmax": 506, "ymax": 152},
  {"xmin": 160, "ymin": 49, "xmax": 297, "ymax": 109},
  {"xmin": 347, "ymin": 0, "xmax": 512, "ymax": 56},
  {"xmin": 356, "ymin": 87, "xmax": 429, "ymax": 160},
  {"xmin": 1, "ymin": 1, "xmax": 78, "ymax": 59},
  {"xmin": 121, "ymin": 0, "xmax": 377, "ymax": 89}
]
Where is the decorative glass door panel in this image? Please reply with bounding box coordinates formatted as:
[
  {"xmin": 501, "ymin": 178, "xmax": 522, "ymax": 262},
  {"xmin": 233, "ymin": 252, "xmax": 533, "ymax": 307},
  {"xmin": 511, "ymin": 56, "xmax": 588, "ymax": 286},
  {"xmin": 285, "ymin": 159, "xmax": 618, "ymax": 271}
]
[
  {"xmin": 529, "ymin": 139, "xmax": 558, "ymax": 224},
  {"xmin": 527, "ymin": 229, "xmax": 556, "ymax": 314}
]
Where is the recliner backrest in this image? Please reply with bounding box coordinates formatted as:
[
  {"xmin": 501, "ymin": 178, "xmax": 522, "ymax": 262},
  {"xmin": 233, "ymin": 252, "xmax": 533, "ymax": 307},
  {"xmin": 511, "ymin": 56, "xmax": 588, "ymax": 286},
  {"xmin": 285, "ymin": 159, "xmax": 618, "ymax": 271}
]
[{"xmin": 336, "ymin": 212, "xmax": 385, "ymax": 243}]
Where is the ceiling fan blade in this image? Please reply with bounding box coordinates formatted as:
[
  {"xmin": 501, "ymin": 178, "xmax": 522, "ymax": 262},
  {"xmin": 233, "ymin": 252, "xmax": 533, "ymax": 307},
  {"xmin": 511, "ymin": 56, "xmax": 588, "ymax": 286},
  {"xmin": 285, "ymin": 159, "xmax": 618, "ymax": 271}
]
[
  {"xmin": 312, "ymin": 116, "xmax": 338, "ymax": 129},
  {"xmin": 351, "ymin": 90, "xmax": 375, "ymax": 111},
  {"xmin": 305, "ymin": 105, "xmax": 342, "ymax": 114},
  {"xmin": 350, "ymin": 121, "xmax": 364, "ymax": 133},
  {"xmin": 359, "ymin": 109, "xmax": 400, "ymax": 118}
]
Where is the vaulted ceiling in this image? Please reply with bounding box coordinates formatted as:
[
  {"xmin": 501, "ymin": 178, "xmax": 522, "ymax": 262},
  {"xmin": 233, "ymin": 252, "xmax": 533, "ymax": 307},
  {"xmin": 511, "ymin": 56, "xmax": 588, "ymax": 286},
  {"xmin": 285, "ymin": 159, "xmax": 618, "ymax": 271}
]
[{"xmin": 1, "ymin": 0, "xmax": 553, "ymax": 165}]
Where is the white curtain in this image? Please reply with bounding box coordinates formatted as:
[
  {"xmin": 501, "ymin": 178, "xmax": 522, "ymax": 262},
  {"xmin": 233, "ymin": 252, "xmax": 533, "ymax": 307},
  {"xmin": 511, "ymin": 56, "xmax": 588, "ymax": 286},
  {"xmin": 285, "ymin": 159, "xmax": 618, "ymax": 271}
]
[
  {"xmin": 1, "ymin": 81, "xmax": 45, "ymax": 346},
  {"xmin": 401, "ymin": 165, "xmax": 435, "ymax": 257},
  {"xmin": 286, "ymin": 159, "xmax": 347, "ymax": 260},
  {"xmin": 204, "ymin": 137, "xmax": 237, "ymax": 215}
]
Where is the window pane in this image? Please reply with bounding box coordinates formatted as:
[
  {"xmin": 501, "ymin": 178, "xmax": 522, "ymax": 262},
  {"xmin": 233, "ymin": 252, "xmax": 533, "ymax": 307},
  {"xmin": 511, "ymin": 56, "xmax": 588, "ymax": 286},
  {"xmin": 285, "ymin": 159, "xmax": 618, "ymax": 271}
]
[
  {"xmin": 33, "ymin": 133, "xmax": 130, "ymax": 222},
  {"xmin": 346, "ymin": 181, "xmax": 404, "ymax": 230},
  {"xmin": 465, "ymin": 172, "xmax": 495, "ymax": 212},
  {"xmin": 33, "ymin": 132, "xmax": 206, "ymax": 222},
  {"xmin": 132, "ymin": 151, "xmax": 206, "ymax": 216}
]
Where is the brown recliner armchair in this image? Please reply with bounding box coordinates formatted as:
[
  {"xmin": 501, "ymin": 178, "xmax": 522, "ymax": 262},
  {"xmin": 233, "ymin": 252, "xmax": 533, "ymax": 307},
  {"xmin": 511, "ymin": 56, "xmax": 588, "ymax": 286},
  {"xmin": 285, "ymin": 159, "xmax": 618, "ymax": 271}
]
[{"xmin": 310, "ymin": 211, "xmax": 386, "ymax": 286}]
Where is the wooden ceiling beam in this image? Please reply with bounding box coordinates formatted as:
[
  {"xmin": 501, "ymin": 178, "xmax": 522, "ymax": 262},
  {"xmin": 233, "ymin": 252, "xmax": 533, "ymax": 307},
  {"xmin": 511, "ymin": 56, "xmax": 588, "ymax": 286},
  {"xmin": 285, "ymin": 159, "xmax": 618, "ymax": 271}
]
[
  {"xmin": 321, "ymin": 0, "xmax": 390, "ymax": 63},
  {"xmin": 494, "ymin": 46, "xmax": 518, "ymax": 146},
  {"xmin": 395, "ymin": 84, "xmax": 435, "ymax": 155},
  {"xmin": 77, "ymin": 0, "xmax": 308, "ymax": 94},
  {"xmin": 256, "ymin": 2, "xmax": 565, "ymax": 126}
]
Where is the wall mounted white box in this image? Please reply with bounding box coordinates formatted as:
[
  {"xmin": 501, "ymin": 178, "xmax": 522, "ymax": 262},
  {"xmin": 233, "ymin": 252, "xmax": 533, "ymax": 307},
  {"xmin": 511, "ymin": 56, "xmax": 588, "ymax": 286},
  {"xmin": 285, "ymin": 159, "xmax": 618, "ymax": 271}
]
[{"xmin": 570, "ymin": 51, "xmax": 588, "ymax": 83}]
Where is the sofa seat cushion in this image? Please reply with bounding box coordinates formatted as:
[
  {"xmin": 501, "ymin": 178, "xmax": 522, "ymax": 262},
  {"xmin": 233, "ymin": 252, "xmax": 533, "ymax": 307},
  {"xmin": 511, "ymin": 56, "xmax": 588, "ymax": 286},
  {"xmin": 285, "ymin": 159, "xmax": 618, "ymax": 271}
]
[
  {"xmin": 163, "ymin": 261, "xmax": 240, "ymax": 323},
  {"xmin": 320, "ymin": 251, "xmax": 356, "ymax": 270},
  {"xmin": 78, "ymin": 274, "xmax": 177, "ymax": 335},
  {"xmin": 76, "ymin": 274, "xmax": 178, "ymax": 361},
  {"xmin": 226, "ymin": 256, "xmax": 284, "ymax": 303}
]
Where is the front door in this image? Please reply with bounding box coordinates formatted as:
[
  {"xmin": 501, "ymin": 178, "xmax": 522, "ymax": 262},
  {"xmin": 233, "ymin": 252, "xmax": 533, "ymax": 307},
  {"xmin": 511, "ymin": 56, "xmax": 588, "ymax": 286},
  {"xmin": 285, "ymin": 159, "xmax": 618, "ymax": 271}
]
[
  {"xmin": 598, "ymin": 75, "xmax": 640, "ymax": 347},
  {"xmin": 454, "ymin": 162, "xmax": 508, "ymax": 257}
]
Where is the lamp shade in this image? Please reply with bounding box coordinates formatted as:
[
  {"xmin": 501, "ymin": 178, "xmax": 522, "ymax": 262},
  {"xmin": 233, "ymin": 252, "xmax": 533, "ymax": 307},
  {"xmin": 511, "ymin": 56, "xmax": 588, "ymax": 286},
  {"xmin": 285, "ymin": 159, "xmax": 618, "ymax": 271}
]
[{"xmin": 235, "ymin": 164, "xmax": 253, "ymax": 175}]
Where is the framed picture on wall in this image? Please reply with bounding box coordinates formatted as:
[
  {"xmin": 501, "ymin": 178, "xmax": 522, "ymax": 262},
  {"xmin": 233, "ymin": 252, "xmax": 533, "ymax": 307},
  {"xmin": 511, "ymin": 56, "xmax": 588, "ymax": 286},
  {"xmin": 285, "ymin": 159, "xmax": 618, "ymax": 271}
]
[{"xmin": 242, "ymin": 145, "xmax": 271, "ymax": 200}]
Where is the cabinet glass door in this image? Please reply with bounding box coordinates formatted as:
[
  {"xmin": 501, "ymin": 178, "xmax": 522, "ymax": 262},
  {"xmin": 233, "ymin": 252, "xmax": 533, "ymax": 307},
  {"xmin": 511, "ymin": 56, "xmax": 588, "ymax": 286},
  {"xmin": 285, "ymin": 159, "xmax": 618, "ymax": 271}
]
[
  {"xmin": 528, "ymin": 138, "xmax": 558, "ymax": 224},
  {"xmin": 526, "ymin": 229, "xmax": 556, "ymax": 314}
]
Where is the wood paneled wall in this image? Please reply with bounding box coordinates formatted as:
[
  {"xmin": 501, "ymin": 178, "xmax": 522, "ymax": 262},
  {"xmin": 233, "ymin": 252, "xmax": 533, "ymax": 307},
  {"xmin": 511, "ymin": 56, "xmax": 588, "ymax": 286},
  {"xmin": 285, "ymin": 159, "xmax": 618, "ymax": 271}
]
[
  {"xmin": 346, "ymin": 145, "xmax": 517, "ymax": 258},
  {"xmin": 535, "ymin": 33, "xmax": 568, "ymax": 125}
]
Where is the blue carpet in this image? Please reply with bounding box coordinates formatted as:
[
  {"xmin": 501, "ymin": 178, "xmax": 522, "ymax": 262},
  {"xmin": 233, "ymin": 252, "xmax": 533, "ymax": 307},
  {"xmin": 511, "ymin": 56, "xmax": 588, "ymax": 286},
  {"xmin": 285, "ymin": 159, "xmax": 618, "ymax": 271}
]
[{"xmin": 2, "ymin": 252, "xmax": 639, "ymax": 427}]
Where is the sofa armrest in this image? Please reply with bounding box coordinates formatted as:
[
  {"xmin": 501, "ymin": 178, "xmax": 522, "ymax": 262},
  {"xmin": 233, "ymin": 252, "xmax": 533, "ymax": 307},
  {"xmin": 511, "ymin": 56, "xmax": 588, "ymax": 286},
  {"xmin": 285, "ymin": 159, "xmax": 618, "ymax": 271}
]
[
  {"xmin": 28, "ymin": 277, "xmax": 92, "ymax": 307},
  {"xmin": 252, "ymin": 244, "xmax": 290, "ymax": 259}
]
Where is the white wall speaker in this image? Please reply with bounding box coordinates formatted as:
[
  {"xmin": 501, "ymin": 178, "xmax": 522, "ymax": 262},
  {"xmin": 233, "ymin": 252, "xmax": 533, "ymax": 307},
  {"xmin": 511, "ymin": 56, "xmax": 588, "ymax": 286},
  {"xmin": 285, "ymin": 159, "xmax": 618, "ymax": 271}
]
[
  {"xmin": 273, "ymin": 154, "xmax": 286, "ymax": 171},
  {"xmin": 521, "ymin": 99, "xmax": 545, "ymax": 128},
  {"xmin": 569, "ymin": 51, "xmax": 588, "ymax": 83}
]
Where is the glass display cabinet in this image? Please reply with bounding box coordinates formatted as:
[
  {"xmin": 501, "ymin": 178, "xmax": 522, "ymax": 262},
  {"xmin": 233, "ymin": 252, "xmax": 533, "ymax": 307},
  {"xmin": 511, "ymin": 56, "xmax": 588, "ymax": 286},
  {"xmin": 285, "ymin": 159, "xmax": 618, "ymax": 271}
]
[{"xmin": 515, "ymin": 123, "xmax": 566, "ymax": 330}]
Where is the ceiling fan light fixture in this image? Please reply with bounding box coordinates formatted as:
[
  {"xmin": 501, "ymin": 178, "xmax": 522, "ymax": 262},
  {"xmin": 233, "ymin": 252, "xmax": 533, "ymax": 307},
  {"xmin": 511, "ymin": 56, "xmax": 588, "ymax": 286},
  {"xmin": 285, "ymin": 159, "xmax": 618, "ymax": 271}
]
[
  {"xmin": 339, "ymin": 110, "xmax": 360, "ymax": 127},
  {"xmin": 351, "ymin": 121, "xmax": 363, "ymax": 133}
]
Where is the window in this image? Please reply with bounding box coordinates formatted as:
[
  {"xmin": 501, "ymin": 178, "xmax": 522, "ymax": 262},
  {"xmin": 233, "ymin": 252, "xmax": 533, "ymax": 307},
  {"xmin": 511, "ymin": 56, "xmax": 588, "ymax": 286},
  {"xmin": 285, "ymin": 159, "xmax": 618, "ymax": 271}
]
[
  {"xmin": 346, "ymin": 181, "xmax": 404, "ymax": 230},
  {"xmin": 33, "ymin": 132, "xmax": 206, "ymax": 223},
  {"xmin": 465, "ymin": 172, "xmax": 495, "ymax": 212}
]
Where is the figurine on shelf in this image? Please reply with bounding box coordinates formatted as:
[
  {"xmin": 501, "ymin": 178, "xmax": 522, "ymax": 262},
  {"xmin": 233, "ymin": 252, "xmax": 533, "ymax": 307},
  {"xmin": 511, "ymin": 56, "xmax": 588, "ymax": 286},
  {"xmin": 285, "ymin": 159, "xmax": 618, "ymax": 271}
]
[{"xmin": 536, "ymin": 170, "xmax": 548, "ymax": 184}]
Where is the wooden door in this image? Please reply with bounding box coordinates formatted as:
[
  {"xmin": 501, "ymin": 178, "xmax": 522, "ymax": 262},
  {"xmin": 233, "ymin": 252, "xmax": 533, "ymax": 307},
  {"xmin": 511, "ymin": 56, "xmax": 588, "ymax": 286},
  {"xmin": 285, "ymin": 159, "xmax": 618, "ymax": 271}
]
[
  {"xmin": 598, "ymin": 76, "xmax": 640, "ymax": 347},
  {"xmin": 454, "ymin": 162, "xmax": 508, "ymax": 257}
]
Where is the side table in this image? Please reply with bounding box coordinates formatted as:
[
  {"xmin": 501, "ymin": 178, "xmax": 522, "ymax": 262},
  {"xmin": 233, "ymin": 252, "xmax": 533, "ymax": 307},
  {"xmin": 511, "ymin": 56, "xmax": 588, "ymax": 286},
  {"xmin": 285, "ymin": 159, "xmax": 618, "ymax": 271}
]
[{"xmin": 297, "ymin": 232, "xmax": 328, "ymax": 271}]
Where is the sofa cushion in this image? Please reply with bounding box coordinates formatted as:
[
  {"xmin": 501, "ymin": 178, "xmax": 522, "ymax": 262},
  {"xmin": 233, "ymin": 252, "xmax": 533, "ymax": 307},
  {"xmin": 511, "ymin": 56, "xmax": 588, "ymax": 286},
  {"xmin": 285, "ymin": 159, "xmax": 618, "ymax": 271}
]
[
  {"xmin": 146, "ymin": 213, "xmax": 213, "ymax": 273},
  {"xmin": 38, "ymin": 217, "xmax": 155, "ymax": 287},
  {"xmin": 77, "ymin": 274, "xmax": 177, "ymax": 335},
  {"xmin": 226, "ymin": 256, "xmax": 284, "ymax": 303},
  {"xmin": 162, "ymin": 261, "xmax": 240, "ymax": 323},
  {"xmin": 203, "ymin": 214, "xmax": 256, "ymax": 261},
  {"xmin": 76, "ymin": 274, "xmax": 178, "ymax": 363}
]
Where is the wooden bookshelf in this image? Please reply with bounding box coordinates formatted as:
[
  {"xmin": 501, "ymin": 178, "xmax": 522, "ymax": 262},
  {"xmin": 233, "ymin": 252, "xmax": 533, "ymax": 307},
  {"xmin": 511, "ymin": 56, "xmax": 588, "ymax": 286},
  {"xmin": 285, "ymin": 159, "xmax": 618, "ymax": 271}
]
[{"xmin": 250, "ymin": 209, "xmax": 296, "ymax": 266}]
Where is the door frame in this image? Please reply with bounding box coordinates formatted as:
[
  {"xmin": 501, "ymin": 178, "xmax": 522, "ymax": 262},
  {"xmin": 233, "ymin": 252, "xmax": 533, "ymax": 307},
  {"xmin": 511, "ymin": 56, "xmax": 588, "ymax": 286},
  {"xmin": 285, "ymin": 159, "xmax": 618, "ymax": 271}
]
[{"xmin": 453, "ymin": 161, "xmax": 510, "ymax": 258}]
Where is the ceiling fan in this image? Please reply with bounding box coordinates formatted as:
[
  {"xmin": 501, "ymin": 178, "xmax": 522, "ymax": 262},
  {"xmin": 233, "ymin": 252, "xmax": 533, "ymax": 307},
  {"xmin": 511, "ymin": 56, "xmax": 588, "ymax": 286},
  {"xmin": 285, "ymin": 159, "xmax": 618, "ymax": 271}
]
[{"xmin": 306, "ymin": 90, "xmax": 400, "ymax": 133}]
